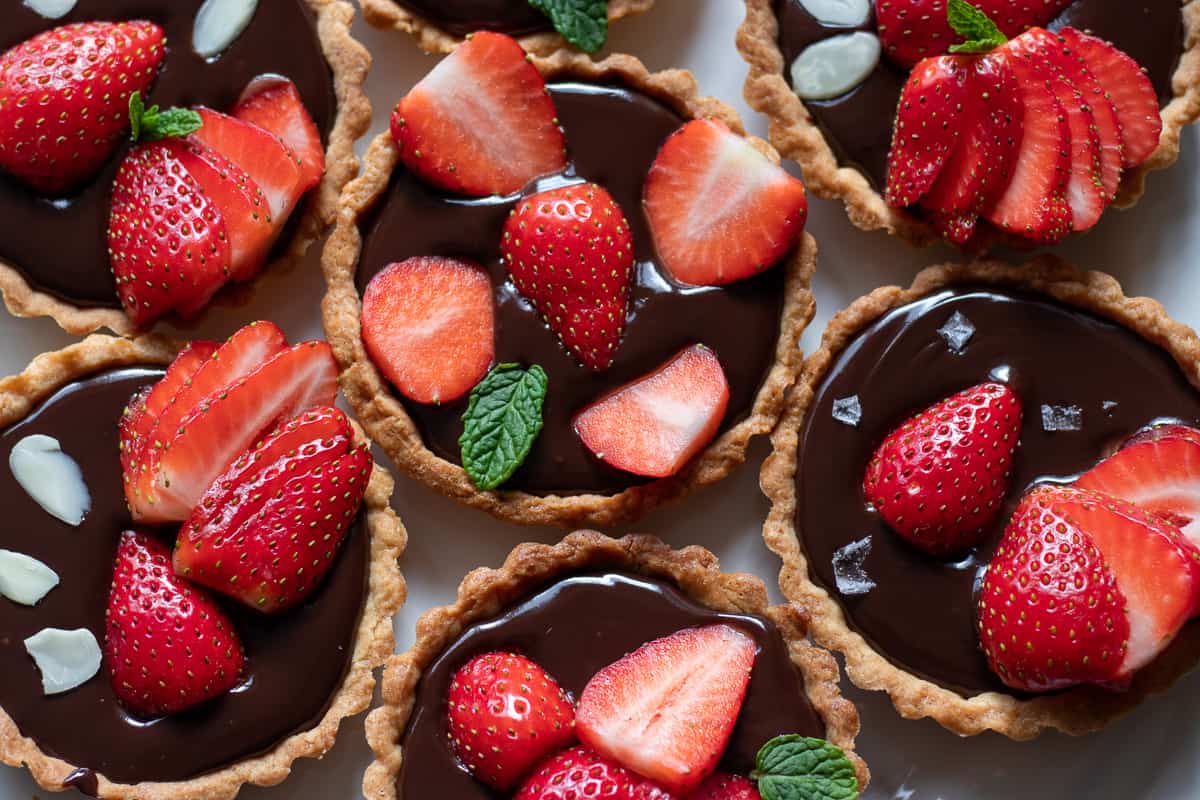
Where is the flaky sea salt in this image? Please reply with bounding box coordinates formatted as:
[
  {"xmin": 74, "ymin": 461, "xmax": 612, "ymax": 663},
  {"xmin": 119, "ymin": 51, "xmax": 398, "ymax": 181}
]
[
  {"xmin": 833, "ymin": 537, "xmax": 876, "ymax": 596},
  {"xmin": 1102, "ymin": 400, "xmax": 1119, "ymax": 415},
  {"xmin": 938, "ymin": 311, "xmax": 975, "ymax": 354},
  {"xmin": 1041, "ymin": 404, "xmax": 1083, "ymax": 432},
  {"xmin": 832, "ymin": 395, "xmax": 862, "ymax": 427}
]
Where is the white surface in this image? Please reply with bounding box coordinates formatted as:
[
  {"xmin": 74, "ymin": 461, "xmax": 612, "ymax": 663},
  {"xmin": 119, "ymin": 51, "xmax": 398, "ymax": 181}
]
[{"xmin": 2, "ymin": 0, "xmax": 1200, "ymax": 797}]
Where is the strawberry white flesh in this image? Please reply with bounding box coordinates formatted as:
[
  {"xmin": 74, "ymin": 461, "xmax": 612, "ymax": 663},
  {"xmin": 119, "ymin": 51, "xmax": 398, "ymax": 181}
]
[{"xmin": 192, "ymin": 107, "xmax": 305, "ymax": 223}]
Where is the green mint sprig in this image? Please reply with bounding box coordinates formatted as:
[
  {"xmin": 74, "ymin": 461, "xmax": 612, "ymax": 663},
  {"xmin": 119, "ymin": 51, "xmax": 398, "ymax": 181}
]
[
  {"xmin": 529, "ymin": 0, "xmax": 608, "ymax": 54},
  {"xmin": 947, "ymin": 0, "xmax": 1007, "ymax": 54},
  {"xmin": 753, "ymin": 735, "xmax": 861, "ymax": 800},
  {"xmin": 459, "ymin": 363, "xmax": 548, "ymax": 491},
  {"xmin": 129, "ymin": 91, "xmax": 203, "ymax": 144}
]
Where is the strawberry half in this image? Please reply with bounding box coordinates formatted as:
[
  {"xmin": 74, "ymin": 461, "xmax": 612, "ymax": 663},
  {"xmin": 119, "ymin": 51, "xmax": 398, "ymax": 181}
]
[
  {"xmin": 642, "ymin": 119, "xmax": 807, "ymax": 286},
  {"xmin": 192, "ymin": 107, "xmax": 305, "ymax": 224},
  {"xmin": 515, "ymin": 746, "xmax": 675, "ymax": 800},
  {"xmin": 691, "ymin": 773, "xmax": 761, "ymax": 800},
  {"xmin": 502, "ymin": 182, "xmax": 634, "ymax": 371},
  {"xmin": 104, "ymin": 530, "xmax": 244, "ymax": 718},
  {"xmin": 234, "ymin": 76, "xmax": 325, "ymax": 192},
  {"xmin": 445, "ymin": 652, "xmax": 576, "ymax": 790},
  {"xmin": 573, "ymin": 344, "xmax": 729, "ymax": 479},
  {"xmin": 863, "ymin": 382, "xmax": 1021, "ymax": 556},
  {"xmin": 390, "ymin": 31, "xmax": 567, "ymax": 197},
  {"xmin": 361, "ymin": 257, "xmax": 495, "ymax": 404},
  {"xmin": 576, "ymin": 624, "xmax": 756, "ymax": 794}
]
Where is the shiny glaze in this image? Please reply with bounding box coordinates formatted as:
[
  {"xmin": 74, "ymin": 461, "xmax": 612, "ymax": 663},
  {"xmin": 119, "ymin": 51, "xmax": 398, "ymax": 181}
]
[{"xmin": 393, "ymin": 0, "xmax": 550, "ymax": 37}]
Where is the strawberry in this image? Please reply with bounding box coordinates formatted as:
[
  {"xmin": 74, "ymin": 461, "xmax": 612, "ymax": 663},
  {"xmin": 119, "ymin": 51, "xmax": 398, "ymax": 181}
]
[
  {"xmin": 174, "ymin": 406, "xmax": 370, "ymax": 613},
  {"xmin": 361, "ymin": 257, "xmax": 495, "ymax": 404},
  {"xmin": 691, "ymin": 773, "xmax": 761, "ymax": 800},
  {"xmin": 576, "ymin": 624, "xmax": 756, "ymax": 794},
  {"xmin": 104, "ymin": 530, "xmax": 244, "ymax": 718},
  {"xmin": 0, "ymin": 21, "xmax": 165, "ymax": 194},
  {"xmin": 445, "ymin": 651, "xmax": 576, "ymax": 789},
  {"xmin": 233, "ymin": 76, "xmax": 324, "ymax": 192},
  {"xmin": 642, "ymin": 119, "xmax": 807, "ymax": 286},
  {"xmin": 514, "ymin": 746, "xmax": 676, "ymax": 800},
  {"xmin": 501, "ymin": 182, "xmax": 634, "ymax": 370},
  {"xmin": 390, "ymin": 31, "xmax": 566, "ymax": 197},
  {"xmin": 863, "ymin": 382, "xmax": 1021, "ymax": 556},
  {"xmin": 573, "ymin": 344, "xmax": 729, "ymax": 478}
]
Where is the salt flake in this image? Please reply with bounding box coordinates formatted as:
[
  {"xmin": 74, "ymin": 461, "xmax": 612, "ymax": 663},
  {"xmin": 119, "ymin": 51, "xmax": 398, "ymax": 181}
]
[
  {"xmin": 833, "ymin": 537, "xmax": 876, "ymax": 596},
  {"xmin": 938, "ymin": 311, "xmax": 975, "ymax": 354},
  {"xmin": 1041, "ymin": 404, "xmax": 1083, "ymax": 432},
  {"xmin": 832, "ymin": 395, "xmax": 862, "ymax": 427}
]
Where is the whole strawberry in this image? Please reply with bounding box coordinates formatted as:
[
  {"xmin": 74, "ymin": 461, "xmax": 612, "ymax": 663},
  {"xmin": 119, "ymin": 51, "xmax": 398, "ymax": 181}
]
[
  {"xmin": 514, "ymin": 746, "xmax": 675, "ymax": 800},
  {"xmin": 863, "ymin": 382, "xmax": 1021, "ymax": 555},
  {"xmin": 0, "ymin": 21, "xmax": 165, "ymax": 193},
  {"xmin": 104, "ymin": 530, "xmax": 245, "ymax": 718},
  {"xmin": 501, "ymin": 182, "xmax": 634, "ymax": 371},
  {"xmin": 447, "ymin": 651, "xmax": 576, "ymax": 790}
]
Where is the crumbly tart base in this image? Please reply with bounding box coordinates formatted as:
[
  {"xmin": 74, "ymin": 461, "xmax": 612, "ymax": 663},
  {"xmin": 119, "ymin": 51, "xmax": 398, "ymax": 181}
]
[
  {"xmin": 321, "ymin": 50, "xmax": 816, "ymax": 528},
  {"xmin": 360, "ymin": 0, "xmax": 655, "ymax": 55},
  {"xmin": 0, "ymin": 0, "xmax": 373, "ymax": 337},
  {"xmin": 737, "ymin": 0, "xmax": 1200, "ymax": 249},
  {"xmin": 361, "ymin": 530, "xmax": 869, "ymax": 800},
  {"xmin": 0, "ymin": 334, "xmax": 408, "ymax": 799},
  {"xmin": 761, "ymin": 257, "xmax": 1200, "ymax": 740}
]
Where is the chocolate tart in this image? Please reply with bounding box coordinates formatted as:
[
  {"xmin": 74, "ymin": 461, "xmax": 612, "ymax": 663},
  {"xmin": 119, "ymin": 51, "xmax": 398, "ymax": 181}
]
[
  {"xmin": 0, "ymin": 0, "xmax": 372, "ymax": 336},
  {"xmin": 321, "ymin": 51, "xmax": 816, "ymax": 528},
  {"xmin": 761, "ymin": 257, "xmax": 1200, "ymax": 739},
  {"xmin": 360, "ymin": 0, "xmax": 655, "ymax": 55},
  {"xmin": 737, "ymin": 0, "xmax": 1200, "ymax": 247},
  {"xmin": 361, "ymin": 530, "xmax": 868, "ymax": 800},
  {"xmin": 0, "ymin": 335, "xmax": 407, "ymax": 799}
]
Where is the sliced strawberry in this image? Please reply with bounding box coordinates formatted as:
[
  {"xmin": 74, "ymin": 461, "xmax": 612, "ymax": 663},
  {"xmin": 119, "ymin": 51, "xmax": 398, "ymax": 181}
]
[
  {"xmin": 234, "ymin": 76, "xmax": 324, "ymax": 192},
  {"xmin": 390, "ymin": 31, "xmax": 567, "ymax": 197},
  {"xmin": 573, "ymin": 344, "xmax": 729, "ymax": 479},
  {"xmin": 643, "ymin": 119, "xmax": 807, "ymax": 286},
  {"xmin": 119, "ymin": 387, "xmax": 151, "ymax": 503},
  {"xmin": 515, "ymin": 746, "xmax": 676, "ymax": 800},
  {"xmin": 361, "ymin": 257, "xmax": 495, "ymax": 404},
  {"xmin": 1050, "ymin": 30, "xmax": 1124, "ymax": 201},
  {"xmin": 576, "ymin": 624, "xmax": 756, "ymax": 794}
]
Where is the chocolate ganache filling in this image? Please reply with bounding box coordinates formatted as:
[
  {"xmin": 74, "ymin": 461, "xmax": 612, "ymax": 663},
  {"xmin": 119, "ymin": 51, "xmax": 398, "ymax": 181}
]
[
  {"xmin": 0, "ymin": 369, "xmax": 368, "ymax": 787},
  {"xmin": 0, "ymin": 0, "xmax": 337, "ymax": 309},
  {"xmin": 397, "ymin": 572, "xmax": 826, "ymax": 798},
  {"xmin": 775, "ymin": 0, "xmax": 1184, "ymax": 191},
  {"xmin": 392, "ymin": 0, "xmax": 552, "ymax": 37},
  {"xmin": 795, "ymin": 288, "xmax": 1200, "ymax": 696},
  {"xmin": 357, "ymin": 83, "xmax": 788, "ymax": 495}
]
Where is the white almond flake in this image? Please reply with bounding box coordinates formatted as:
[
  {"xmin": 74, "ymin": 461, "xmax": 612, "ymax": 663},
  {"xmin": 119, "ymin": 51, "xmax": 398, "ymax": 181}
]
[
  {"xmin": 193, "ymin": 0, "xmax": 260, "ymax": 59},
  {"xmin": 0, "ymin": 550, "xmax": 59, "ymax": 606},
  {"xmin": 1041, "ymin": 404, "xmax": 1083, "ymax": 432},
  {"xmin": 832, "ymin": 395, "xmax": 862, "ymax": 427},
  {"xmin": 800, "ymin": 0, "xmax": 870, "ymax": 26},
  {"xmin": 22, "ymin": 0, "xmax": 77, "ymax": 18},
  {"xmin": 833, "ymin": 537, "xmax": 876, "ymax": 596},
  {"xmin": 938, "ymin": 311, "xmax": 975, "ymax": 354},
  {"xmin": 9, "ymin": 435, "xmax": 91, "ymax": 526},
  {"xmin": 24, "ymin": 628, "xmax": 102, "ymax": 695},
  {"xmin": 790, "ymin": 32, "xmax": 881, "ymax": 101}
]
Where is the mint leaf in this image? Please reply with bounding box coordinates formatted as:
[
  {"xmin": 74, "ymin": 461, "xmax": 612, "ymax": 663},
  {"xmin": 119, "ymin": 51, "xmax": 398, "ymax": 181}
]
[
  {"xmin": 529, "ymin": 0, "xmax": 608, "ymax": 53},
  {"xmin": 459, "ymin": 364, "xmax": 547, "ymax": 490},
  {"xmin": 946, "ymin": 0, "xmax": 1007, "ymax": 53},
  {"xmin": 128, "ymin": 91, "xmax": 203, "ymax": 144},
  {"xmin": 754, "ymin": 735, "xmax": 860, "ymax": 800}
]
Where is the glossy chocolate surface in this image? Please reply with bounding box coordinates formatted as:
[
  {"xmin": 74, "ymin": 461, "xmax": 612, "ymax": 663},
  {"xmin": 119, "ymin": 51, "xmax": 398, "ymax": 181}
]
[
  {"xmin": 0, "ymin": 369, "xmax": 367, "ymax": 786},
  {"xmin": 0, "ymin": 0, "xmax": 336, "ymax": 309},
  {"xmin": 393, "ymin": 0, "xmax": 550, "ymax": 37},
  {"xmin": 357, "ymin": 83, "xmax": 788, "ymax": 494},
  {"xmin": 796, "ymin": 288, "xmax": 1200, "ymax": 696},
  {"xmin": 775, "ymin": 0, "xmax": 1183, "ymax": 190},
  {"xmin": 397, "ymin": 572, "xmax": 826, "ymax": 797}
]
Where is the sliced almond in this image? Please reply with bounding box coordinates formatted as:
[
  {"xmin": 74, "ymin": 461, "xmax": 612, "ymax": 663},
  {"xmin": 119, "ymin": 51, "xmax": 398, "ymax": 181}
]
[
  {"xmin": 193, "ymin": 0, "xmax": 261, "ymax": 59},
  {"xmin": 24, "ymin": 628, "xmax": 102, "ymax": 695},
  {"xmin": 21, "ymin": 0, "xmax": 78, "ymax": 19},
  {"xmin": 0, "ymin": 550, "xmax": 59, "ymax": 606},
  {"xmin": 790, "ymin": 32, "xmax": 882, "ymax": 101},
  {"xmin": 800, "ymin": 0, "xmax": 871, "ymax": 26}
]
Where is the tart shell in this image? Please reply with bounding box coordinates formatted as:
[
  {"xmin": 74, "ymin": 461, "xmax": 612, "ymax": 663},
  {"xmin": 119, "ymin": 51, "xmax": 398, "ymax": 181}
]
[
  {"xmin": 760, "ymin": 256, "xmax": 1200, "ymax": 739},
  {"xmin": 0, "ymin": 334, "xmax": 408, "ymax": 799},
  {"xmin": 361, "ymin": 530, "xmax": 868, "ymax": 800}
]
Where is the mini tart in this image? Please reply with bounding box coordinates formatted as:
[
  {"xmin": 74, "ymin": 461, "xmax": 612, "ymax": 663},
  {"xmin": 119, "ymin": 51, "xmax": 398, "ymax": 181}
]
[
  {"xmin": 0, "ymin": 335, "xmax": 406, "ymax": 799},
  {"xmin": 0, "ymin": 0, "xmax": 371, "ymax": 336},
  {"xmin": 361, "ymin": 530, "xmax": 868, "ymax": 800},
  {"xmin": 762, "ymin": 257, "xmax": 1200, "ymax": 739},
  {"xmin": 360, "ymin": 0, "xmax": 655, "ymax": 55},
  {"xmin": 737, "ymin": 0, "xmax": 1200, "ymax": 247},
  {"xmin": 322, "ymin": 51, "xmax": 815, "ymax": 528}
]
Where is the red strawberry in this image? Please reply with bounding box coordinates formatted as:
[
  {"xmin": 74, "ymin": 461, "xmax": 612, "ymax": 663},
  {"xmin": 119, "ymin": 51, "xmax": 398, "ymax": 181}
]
[
  {"xmin": 502, "ymin": 182, "xmax": 634, "ymax": 371},
  {"xmin": 576, "ymin": 624, "xmax": 756, "ymax": 795},
  {"xmin": 445, "ymin": 652, "xmax": 576, "ymax": 789},
  {"xmin": 863, "ymin": 382, "xmax": 1021, "ymax": 556},
  {"xmin": 390, "ymin": 31, "xmax": 566, "ymax": 197},
  {"xmin": 233, "ymin": 76, "xmax": 324, "ymax": 192},
  {"xmin": 361, "ymin": 257, "xmax": 495, "ymax": 404},
  {"xmin": 691, "ymin": 773, "xmax": 761, "ymax": 800},
  {"xmin": 515, "ymin": 746, "xmax": 676, "ymax": 800},
  {"xmin": 1059, "ymin": 28, "xmax": 1162, "ymax": 169},
  {"xmin": 173, "ymin": 406, "xmax": 369, "ymax": 613},
  {"xmin": 885, "ymin": 56, "xmax": 972, "ymax": 208},
  {"xmin": 0, "ymin": 21, "xmax": 165, "ymax": 193},
  {"xmin": 104, "ymin": 530, "xmax": 244, "ymax": 718},
  {"xmin": 642, "ymin": 119, "xmax": 807, "ymax": 286},
  {"xmin": 573, "ymin": 344, "xmax": 729, "ymax": 478}
]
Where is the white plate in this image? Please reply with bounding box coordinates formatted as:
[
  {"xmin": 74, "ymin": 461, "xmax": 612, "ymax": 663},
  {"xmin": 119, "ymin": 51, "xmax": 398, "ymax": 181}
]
[{"xmin": 2, "ymin": 1, "xmax": 1199, "ymax": 798}]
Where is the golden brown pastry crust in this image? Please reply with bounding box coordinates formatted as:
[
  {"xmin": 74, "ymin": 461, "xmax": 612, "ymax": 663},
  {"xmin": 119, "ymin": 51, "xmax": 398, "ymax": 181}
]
[
  {"xmin": 737, "ymin": 0, "xmax": 1200, "ymax": 248},
  {"xmin": 321, "ymin": 51, "xmax": 816, "ymax": 528},
  {"xmin": 0, "ymin": 334, "xmax": 408, "ymax": 799},
  {"xmin": 761, "ymin": 256, "xmax": 1200, "ymax": 740},
  {"xmin": 361, "ymin": 530, "xmax": 868, "ymax": 800},
  {"xmin": 0, "ymin": 0, "xmax": 373, "ymax": 336}
]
